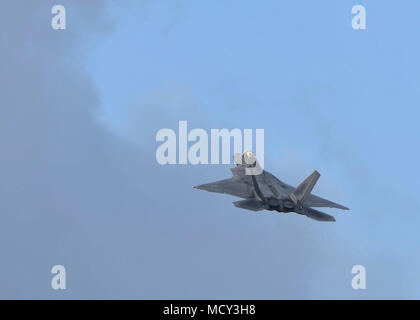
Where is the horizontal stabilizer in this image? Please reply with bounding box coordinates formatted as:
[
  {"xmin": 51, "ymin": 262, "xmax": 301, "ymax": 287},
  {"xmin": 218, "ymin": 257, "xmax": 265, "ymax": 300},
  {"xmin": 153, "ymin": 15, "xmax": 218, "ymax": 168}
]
[
  {"xmin": 233, "ymin": 199, "xmax": 264, "ymax": 212},
  {"xmin": 296, "ymin": 207, "xmax": 336, "ymax": 222}
]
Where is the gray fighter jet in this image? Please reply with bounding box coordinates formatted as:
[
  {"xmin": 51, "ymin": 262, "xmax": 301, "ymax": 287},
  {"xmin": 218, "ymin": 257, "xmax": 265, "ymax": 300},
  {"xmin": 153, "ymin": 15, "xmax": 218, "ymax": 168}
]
[{"xmin": 194, "ymin": 151, "xmax": 348, "ymax": 222}]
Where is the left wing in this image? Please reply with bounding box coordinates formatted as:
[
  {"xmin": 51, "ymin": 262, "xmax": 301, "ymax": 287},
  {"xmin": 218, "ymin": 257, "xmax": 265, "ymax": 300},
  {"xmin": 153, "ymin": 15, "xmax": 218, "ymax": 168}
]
[{"xmin": 194, "ymin": 177, "xmax": 253, "ymax": 199}]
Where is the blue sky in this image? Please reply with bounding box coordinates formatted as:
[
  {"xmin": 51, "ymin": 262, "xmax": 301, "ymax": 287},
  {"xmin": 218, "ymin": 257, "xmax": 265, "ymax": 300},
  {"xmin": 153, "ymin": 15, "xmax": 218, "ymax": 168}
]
[
  {"xmin": 1, "ymin": 0, "xmax": 420, "ymax": 298},
  {"xmin": 88, "ymin": 0, "xmax": 420, "ymax": 184},
  {"xmin": 88, "ymin": 0, "xmax": 420, "ymax": 250},
  {"xmin": 87, "ymin": 1, "xmax": 420, "ymax": 297}
]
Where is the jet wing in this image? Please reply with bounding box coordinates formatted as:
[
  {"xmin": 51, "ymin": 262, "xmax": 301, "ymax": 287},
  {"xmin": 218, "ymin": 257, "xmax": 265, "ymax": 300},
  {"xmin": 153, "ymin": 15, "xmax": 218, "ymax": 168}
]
[{"xmin": 194, "ymin": 177, "xmax": 253, "ymax": 199}]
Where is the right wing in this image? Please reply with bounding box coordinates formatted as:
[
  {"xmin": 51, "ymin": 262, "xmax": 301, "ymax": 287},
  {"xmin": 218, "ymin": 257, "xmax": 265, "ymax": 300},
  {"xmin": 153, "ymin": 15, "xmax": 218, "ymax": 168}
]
[
  {"xmin": 303, "ymin": 194, "xmax": 349, "ymax": 210},
  {"xmin": 274, "ymin": 177, "xmax": 348, "ymax": 210}
]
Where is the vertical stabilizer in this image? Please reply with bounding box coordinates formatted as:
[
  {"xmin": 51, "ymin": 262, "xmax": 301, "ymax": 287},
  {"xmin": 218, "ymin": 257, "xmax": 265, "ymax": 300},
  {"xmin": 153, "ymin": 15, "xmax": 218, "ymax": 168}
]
[{"xmin": 290, "ymin": 171, "xmax": 320, "ymax": 203}]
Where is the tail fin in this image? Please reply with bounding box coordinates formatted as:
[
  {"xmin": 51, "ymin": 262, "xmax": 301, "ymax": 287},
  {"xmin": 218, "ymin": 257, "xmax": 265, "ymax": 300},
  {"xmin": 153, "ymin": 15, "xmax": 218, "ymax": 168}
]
[{"xmin": 290, "ymin": 171, "xmax": 320, "ymax": 203}]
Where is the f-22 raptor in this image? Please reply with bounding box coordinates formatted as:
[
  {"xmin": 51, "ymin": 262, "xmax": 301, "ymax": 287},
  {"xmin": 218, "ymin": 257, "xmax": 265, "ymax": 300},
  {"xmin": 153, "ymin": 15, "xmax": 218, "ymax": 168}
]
[{"xmin": 194, "ymin": 151, "xmax": 348, "ymax": 222}]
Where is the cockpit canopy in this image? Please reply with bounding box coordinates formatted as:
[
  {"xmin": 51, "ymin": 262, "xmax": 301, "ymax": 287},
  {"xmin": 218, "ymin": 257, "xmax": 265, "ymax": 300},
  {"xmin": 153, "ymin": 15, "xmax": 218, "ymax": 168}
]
[{"xmin": 234, "ymin": 151, "xmax": 257, "ymax": 167}]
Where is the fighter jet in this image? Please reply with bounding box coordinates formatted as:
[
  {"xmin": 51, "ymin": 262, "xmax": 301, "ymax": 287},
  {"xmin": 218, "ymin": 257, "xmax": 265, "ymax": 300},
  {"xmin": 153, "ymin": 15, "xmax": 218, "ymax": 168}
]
[{"xmin": 194, "ymin": 151, "xmax": 348, "ymax": 222}]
